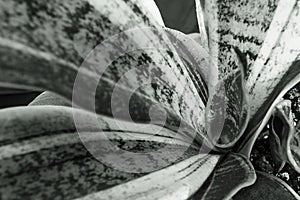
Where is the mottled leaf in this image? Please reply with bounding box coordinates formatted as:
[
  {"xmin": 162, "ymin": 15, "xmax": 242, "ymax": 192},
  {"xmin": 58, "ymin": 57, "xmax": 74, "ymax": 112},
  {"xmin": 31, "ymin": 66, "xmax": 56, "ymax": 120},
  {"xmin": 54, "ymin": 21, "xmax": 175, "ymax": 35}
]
[
  {"xmin": 164, "ymin": 28, "xmax": 210, "ymax": 100},
  {"xmin": 76, "ymin": 154, "xmax": 221, "ymax": 200},
  {"xmin": 235, "ymin": 0, "xmax": 300, "ymax": 154},
  {"xmin": 0, "ymin": 0, "xmax": 210, "ymax": 147},
  {"xmin": 0, "ymin": 106, "xmax": 200, "ymax": 199},
  {"xmin": 206, "ymin": 67, "xmax": 249, "ymax": 149},
  {"xmin": 246, "ymin": 0, "xmax": 300, "ymax": 118},
  {"xmin": 205, "ymin": 0, "xmax": 279, "ymax": 79}
]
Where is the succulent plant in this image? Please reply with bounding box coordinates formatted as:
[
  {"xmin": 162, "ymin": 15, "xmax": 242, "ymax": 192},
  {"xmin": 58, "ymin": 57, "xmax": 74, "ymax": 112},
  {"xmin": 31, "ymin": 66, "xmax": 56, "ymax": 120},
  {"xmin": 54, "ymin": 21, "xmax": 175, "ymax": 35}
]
[{"xmin": 0, "ymin": 0, "xmax": 300, "ymax": 199}]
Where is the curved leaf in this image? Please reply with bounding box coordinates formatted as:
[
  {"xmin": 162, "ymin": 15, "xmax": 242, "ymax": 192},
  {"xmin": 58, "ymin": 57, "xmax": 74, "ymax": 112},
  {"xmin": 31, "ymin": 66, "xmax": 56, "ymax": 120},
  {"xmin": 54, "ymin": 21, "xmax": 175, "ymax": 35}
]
[
  {"xmin": 0, "ymin": 106, "xmax": 200, "ymax": 199},
  {"xmin": 76, "ymin": 154, "xmax": 221, "ymax": 200},
  {"xmin": 134, "ymin": 0, "xmax": 165, "ymax": 26},
  {"xmin": 163, "ymin": 10, "xmax": 250, "ymax": 149},
  {"xmin": 205, "ymin": 0, "xmax": 279, "ymax": 79},
  {"xmin": 190, "ymin": 153, "xmax": 256, "ymax": 200},
  {"xmin": 233, "ymin": 171, "xmax": 300, "ymax": 200},
  {"xmin": 163, "ymin": 28, "xmax": 210, "ymax": 100},
  {"xmin": 268, "ymin": 100, "xmax": 293, "ymax": 171},
  {"xmin": 235, "ymin": 0, "xmax": 300, "ymax": 154},
  {"xmin": 206, "ymin": 67, "xmax": 249, "ymax": 149},
  {"xmin": 0, "ymin": 0, "xmax": 210, "ymax": 148},
  {"xmin": 268, "ymin": 100, "xmax": 300, "ymax": 173}
]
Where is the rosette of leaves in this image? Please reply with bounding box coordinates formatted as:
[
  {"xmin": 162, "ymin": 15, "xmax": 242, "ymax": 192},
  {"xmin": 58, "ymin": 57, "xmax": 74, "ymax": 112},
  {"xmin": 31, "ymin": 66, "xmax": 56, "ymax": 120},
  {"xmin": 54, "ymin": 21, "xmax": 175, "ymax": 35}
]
[{"xmin": 0, "ymin": 0, "xmax": 300, "ymax": 199}]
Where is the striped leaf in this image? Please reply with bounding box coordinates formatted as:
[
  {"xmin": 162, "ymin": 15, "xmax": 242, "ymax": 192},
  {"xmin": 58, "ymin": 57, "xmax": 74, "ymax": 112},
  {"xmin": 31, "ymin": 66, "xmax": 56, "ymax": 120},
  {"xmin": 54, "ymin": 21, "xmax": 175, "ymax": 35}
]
[
  {"xmin": 0, "ymin": 106, "xmax": 201, "ymax": 199},
  {"xmin": 227, "ymin": 0, "xmax": 300, "ymax": 154},
  {"xmin": 0, "ymin": 0, "xmax": 210, "ymax": 147},
  {"xmin": 76, "ymin": 154, "xmax": 221, "ymax": 200},
  {"xmin": 205, "ymin": 0, "xmax": 279, "ymax": 79}
]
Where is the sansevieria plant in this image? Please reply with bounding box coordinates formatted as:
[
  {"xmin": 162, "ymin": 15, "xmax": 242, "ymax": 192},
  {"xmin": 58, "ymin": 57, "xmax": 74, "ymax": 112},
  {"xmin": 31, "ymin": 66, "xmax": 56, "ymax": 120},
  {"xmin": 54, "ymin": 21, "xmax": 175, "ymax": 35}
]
[{"xmin": 1, "ymin": 0, "xmax": 300, "ymax": 199}]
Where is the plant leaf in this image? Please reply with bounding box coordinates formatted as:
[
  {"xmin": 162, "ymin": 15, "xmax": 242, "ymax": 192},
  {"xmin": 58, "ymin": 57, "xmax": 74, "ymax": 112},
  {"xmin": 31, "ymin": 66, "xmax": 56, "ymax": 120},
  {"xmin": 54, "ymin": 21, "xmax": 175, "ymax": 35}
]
[
  {"xmin": 190, "ymin": 153, "xmax": 256, "ymax": 200},
  {"xmin": 163, "ymin": 28, "xmax": 210, "ymax": 100},
  {"xmin": 232, "ymin": 171, "xmax": 300, "ymax": 200},
  {"xmin": 268, "ymin": 100, "xmax": 293, "ymax": 172},
  {"xmin": 161, "ymin": 19, "xmax": 250, "ymax": 150},
  {"xmin": 268, "ymin": 99, "xmax": 300, "ymax": 173},
  {"xmin": 205, "ymin": 0, "xmax": 279, "ymax": 79},
  {"xmin": 291, "ymin": 123, "xmax": 300, "ymax": 172},
  {"xmin": 246, "ymin": 0, "xmax": 300, "ymax": 119},
  {"xmin": 133, "ymin": 0, "xmax": 165, "ymax": 26},
  {"xmin": 75, "ymin": 154, "xmax": 221, "ymax": 200},
  {"xmin": 233, "ymin": 0, "xmax": 300, "ymax": 154},
  {"xmin": 0, "ymin": 0, "xmax": 210, "ymax": 146},
  {"xmin": 0, "ymin": 105, "xmax": 200, "ymax": 199},
  {"xmin": 206, "ymin": 67, "xmax": 249, "ymax": 149}
]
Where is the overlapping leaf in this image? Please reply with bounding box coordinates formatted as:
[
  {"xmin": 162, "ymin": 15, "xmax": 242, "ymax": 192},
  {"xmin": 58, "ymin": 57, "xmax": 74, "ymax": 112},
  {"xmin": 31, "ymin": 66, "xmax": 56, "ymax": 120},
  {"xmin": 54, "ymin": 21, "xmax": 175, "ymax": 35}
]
[
  {"xmin": 78, "ymin": 154, "xmax": 220, "ymax": 200},
  {"xmin": 217, "ymin": 0, "xmax": 300, "ymax": 154},
  {"xmin": 189, "ymin": 153, "xmax": 256, "ymax": 200},
  {"xmin": 0, "ymin": 106, "xmax": 200, "ymax": 199},
  {"xmin": 0, "ymin": 0, "xmax": 211, "ymax": 147},
  {"xmin": 206, "ymin": 67, "xmax": 249, "ymax": 149},
  {"xmin": 205, "ymin": 0, "xmax": 280, "ymax": 79},
  {"xmin": 268, "ymin": 100, "xmax": 300, "ymax": 173},
  {"xmin": 2, "ymin": 0, "xmax": 300, "ymax": 199}
]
